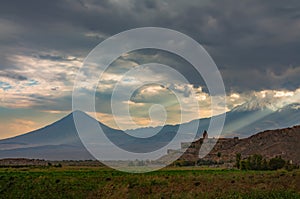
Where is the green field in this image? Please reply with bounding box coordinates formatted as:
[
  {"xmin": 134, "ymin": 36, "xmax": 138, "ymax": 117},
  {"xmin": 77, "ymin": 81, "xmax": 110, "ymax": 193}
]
[{"xmin": 1, "ymin": 166, "xmax": 300, "ymax": 199}]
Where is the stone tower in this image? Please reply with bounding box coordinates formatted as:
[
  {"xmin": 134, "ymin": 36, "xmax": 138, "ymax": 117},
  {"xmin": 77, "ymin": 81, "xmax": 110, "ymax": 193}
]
[{"xmin": 203, "ymin": 130, "xmax": 208, "ymax": 139}]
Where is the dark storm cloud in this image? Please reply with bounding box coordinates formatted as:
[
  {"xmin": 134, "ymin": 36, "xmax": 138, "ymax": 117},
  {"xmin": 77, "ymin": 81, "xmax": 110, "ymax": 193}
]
[{"xmin": 1, "ymin": 0, "xmax": 300, "ymax": 92}]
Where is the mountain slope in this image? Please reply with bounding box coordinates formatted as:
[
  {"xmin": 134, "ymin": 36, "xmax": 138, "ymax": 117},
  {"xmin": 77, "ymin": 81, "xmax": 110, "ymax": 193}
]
[
  {"xmin": 173, "ymin": 125, "xmax": 300, "ymax": 165},
  {"xmin": 234, "ymin": 125, "xmax": 300, "ymax": 163},
  {"xmin": 1, "ymin": 111, "xmax": 83, "ymax": 149},
  {"xmin": 0, "ymin": 111, "xmax": 107, "ymax": 160}
]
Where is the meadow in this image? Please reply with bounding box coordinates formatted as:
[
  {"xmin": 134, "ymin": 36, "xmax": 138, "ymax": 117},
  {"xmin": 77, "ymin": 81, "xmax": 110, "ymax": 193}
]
[{"xmin": 0, "ymin": 166, "xmax": 300, "ymax": 199}]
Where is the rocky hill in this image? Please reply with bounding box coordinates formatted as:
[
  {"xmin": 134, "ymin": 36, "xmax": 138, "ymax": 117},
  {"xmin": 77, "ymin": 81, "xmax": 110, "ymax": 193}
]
[
  {"xmin": 161, "ymin": 125, "xmax": 300, "ymax": 165},
  {"xmin": 232, "ymin": 125, "xmax": 300, "ymax": 163}
]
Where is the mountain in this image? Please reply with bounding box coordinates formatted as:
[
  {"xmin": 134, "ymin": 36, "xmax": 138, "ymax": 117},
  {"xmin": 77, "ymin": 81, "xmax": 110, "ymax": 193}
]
[
  {"xmin": 222, "ymin": 102, "xmax": 300, "ymax": 137},
  {"xmin": 0, "ymin": 101, "xmax": 299, "ymax": 160},
  {"xmin": 0, "ymin": 111, "xmax": 95, "ymax": 160},
  {"xmin": 0, "ymin": 111, "xmax": 182, "ymax": 160},
  {"xmin": 230, "ymin": 96, "xmax": 279, "ymax": 112},
  {"xmin": 127, "ymin": 102, "xmax": 300, "ymax": 139}
]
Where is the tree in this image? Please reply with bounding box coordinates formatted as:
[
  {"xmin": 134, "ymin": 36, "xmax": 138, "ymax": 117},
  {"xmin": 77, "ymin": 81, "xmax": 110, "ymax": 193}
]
[
  {"xmin": 269, "ymin": 156, "xmax": 285, "ymax": 170},
  {"xmin": 236, "ymin": 153, "xmax": 241, "ymax": 169},
  {"xmin": 238, "ymin": 154, "xmax": 288, "ymax": 171},
  {"xmin": 250, "ymin": 154, "xmax": 262, "ymax": 170},
  {"xmin": 262, "ymin": 159, "xmax": 268, "ymax": 170}
]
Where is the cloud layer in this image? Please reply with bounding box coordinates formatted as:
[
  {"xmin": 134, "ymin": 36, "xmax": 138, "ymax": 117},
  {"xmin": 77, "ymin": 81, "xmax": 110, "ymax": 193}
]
[{"xmin": 1, "ymin": 0, "xmax": 300, "ymax": 137}]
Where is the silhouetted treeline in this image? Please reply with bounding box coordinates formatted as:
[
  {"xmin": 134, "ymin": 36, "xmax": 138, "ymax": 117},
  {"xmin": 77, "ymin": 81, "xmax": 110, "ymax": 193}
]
[{"xmin": 236, "ymin": 153, "xmax": 299, "ymax": 171}]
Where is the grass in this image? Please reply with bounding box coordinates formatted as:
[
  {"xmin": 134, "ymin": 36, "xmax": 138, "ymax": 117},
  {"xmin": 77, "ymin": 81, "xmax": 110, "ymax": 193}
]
[{"xmin": 0, "ymin": 166, "xmax": 300, "ymax": 198}]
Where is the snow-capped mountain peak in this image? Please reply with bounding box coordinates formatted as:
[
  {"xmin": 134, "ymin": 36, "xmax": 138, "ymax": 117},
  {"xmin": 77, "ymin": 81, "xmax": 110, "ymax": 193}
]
[{"xmin": 232, "ymin": 97, "xmax": 279, "ymax": 112}]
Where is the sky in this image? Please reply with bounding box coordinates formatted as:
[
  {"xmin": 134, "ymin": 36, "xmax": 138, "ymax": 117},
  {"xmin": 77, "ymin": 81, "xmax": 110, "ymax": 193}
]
[{"xmin": 1, "ymin": 0, "xmax": 300, "ymax": 139}]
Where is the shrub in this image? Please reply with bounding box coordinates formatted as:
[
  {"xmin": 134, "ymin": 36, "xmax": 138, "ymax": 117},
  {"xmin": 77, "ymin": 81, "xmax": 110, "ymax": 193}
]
[
  {"xmin": 269, "ymin": 156, "xmax": 285, "ymax": 170},
  {"xmin": 237, "ymin": 154, "xmax": 292, "ymax": 171},
  {"xmin": 196, "ymin": 159, "xmax": 222, "ymax": 166},
  {"xmin": 240, "ymin": 160, "xmax": 249, "ymax": 170}
]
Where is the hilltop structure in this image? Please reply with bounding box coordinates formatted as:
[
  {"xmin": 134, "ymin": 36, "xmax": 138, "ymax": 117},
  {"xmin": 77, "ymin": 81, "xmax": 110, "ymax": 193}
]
[{"xmin": 161, "ymin": 126, "xmax": 300, "ymax": 165}]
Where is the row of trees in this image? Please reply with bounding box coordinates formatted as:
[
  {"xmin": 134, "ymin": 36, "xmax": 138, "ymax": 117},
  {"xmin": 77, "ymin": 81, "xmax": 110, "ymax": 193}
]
[
  {"xmin": 172, "ymin": 159, "xmax": 224, "ymax": 167},
  {"xmin": 236, "ymin": 153, "xmax": 298, "ymax": 171}
]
